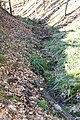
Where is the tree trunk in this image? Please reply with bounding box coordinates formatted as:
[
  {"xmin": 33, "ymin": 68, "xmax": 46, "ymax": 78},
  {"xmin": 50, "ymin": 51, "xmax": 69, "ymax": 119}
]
[
  {"xmin": 35, "ymin": 0, "xmax": 37, "ymax": 18},
  {"xmin": 65, "ymin": 0, "xmax": 69, "ymax": 16},
  {"xmin": 23, "ymin": 0, "xmax": 25, "ymax": 5},
  {"xmin": 43, "ymin": 0, "xmax": 45, "ymax": 11},
  {"xmin": 9, "ymin": 0, "xmax": 12, "ymax": 15}
]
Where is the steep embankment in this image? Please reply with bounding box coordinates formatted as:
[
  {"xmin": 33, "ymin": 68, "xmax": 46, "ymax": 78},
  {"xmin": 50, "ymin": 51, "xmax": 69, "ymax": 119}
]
[
  {"xmin": 0, "ymin": 7, "xmax": 60, "ymax": 120},
  {"xmin": 11, "ymin": 1, "xmax": 80, "ymax": 119}
]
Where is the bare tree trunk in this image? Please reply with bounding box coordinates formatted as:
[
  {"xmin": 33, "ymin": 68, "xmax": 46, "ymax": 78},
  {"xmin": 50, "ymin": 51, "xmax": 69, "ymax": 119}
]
[
  {"xmin": 65, "ymin": 0, "xmax": 69, "ymax": 16},
  {"xmin": 43, "ymin": 0, "xmax": 45, "ymax": 11},
  {"xmin": 35, "ymin": 0, "xmax": 37, "ymax": 18},
  {"xmin": 0, "ymin": 1, "xmax": 1, "ymax": 6},
  {"xmin": 9, "ymin": 0, "xmax": 12, "ymax": 14},
  {"xmin": 23, "ymin": 0, "xmax": 25, "ymax": 5}
]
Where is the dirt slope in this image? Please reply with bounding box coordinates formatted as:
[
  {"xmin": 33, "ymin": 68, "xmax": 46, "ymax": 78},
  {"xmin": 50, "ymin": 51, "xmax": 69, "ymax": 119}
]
[{"xmin": 0, "ymin": 7, "xmax": 60, "ymax": 120}]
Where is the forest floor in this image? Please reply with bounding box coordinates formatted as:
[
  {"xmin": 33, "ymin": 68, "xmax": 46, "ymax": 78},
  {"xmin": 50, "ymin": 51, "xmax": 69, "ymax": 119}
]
[
  {"xmin": 0, "ymin": 3, "xmax": 80, "ymax": 120},
  {"xmin": 0, "ymin": 7, "xmax": 60, "ymax": 120}
]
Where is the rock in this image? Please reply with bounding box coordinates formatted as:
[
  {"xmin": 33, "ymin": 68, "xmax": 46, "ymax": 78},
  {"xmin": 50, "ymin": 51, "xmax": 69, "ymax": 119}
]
[
  {"xmin": 53, "ymin": 117, "xmax": 60, "ymax": 120},
  {"xmin": 0, "ymin": 103, "xmax": 2, "ymax": 107},
  {"xmin": 8, "ymin": 104, "xmax": 17, "ymax": 113},
  {"xmin": 22, "ymin": 118, "xmax": 27, "ymax": 120},
  {"xmin": 40, "ymin": 87, "xmax": 43, "ymax": 91},
  {"xmin": 31, "ymin": 100, "xmax": 37, "ymax": 105},
  {"xmin": 29, "ymin": 111, "xmax": 33, "ymax": 115},
  {"xmin": 5, "ymin": 85, "xmax": 9, "ymax": 90},
  {"xmin": 37, "ymin": 109, "xmax": 42, "ymax": 115},
  {"xmin": 1, "ymin": 104, "xmax": 5, "ymax": 108},
  {"xmin": 0, "ymin": 103, "xmax": 5, "ymax": 108},
  {"xmin": 70, "ymin": 106, "xmax": 79, "ymax": 113}
]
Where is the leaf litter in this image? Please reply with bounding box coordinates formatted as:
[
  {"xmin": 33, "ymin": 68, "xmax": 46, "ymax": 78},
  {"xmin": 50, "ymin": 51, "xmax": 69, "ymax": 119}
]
[{"xmin": 0, "ymin": 7, "xmax": 60, "ymax": 120}]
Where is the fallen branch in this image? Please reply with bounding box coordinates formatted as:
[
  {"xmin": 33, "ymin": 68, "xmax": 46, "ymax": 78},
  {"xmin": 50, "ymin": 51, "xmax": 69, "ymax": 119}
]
[{"xmin": 34, "ymin": 80, "xmax": 76, "ymax": 120}]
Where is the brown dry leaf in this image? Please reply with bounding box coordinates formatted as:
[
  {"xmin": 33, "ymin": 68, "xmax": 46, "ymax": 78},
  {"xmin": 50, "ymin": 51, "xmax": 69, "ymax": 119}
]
[
  {"xmin": 0, "ymin": 109, "xmax": 5, "ymax": 119},
  {"xmin": 0, "ymin": 7, "xmax": 60, "ymax": 120}
]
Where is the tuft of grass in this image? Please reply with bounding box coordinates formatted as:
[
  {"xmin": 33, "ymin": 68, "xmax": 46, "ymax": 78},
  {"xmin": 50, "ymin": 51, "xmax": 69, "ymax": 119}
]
[
  {"xmin": 17, "ymin": 16, "xmax": 37, "ymax": 27},
  {"xmin": 41, "ymin": 25, "xmax": 80, "ymax": 98},
  {"xmin": 39, "ymin": 100, "xmax": 48, "ymax": 110},
  {"xmin": 0, "ymin": 54, "xmax": 6, "ymax": 63},
  {"xmin": 12, "ymin": 95, "xmax": 19, "ymax": 102},
  {"xmin": 71, "ymin": 83, "xmax": 80, "ymax": 95},
  {"xmin": 29, "ymin": 52, "xmax": 50, "ymax": 75},
  {"xmin": 0, "ymin": 84, "xmax": 8, "ymax": 100}
]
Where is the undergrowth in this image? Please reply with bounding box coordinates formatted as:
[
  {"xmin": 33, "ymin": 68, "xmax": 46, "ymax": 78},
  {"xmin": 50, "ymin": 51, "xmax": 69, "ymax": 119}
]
[
  {"xmin": 29, "ymin": 52, "xmax": 51, "ymax": 75},
  {"xmin": 29, "ymin": 24, "xmax": 80, "ymax": 102},
  {"xmin": 39, "ymin": 100, "xmax": 48, "ymax": 110},
  {"xmin": 42, "ymin": 26, "xmax": 80, "ymax": 99},
  {"xmin": 17, "ymin": 16, "xmax": 37, "ymax": 26},
  {"xmin": 0, "ymin": 84, "xmax": 8, "ymax": 101},
  {"xmin": 20, "ymin": 17, "xmax": 80, "ymax": 117},
  {"xmin": 0, "ymin": 53, "xmax": 6, "ymax": 63}
]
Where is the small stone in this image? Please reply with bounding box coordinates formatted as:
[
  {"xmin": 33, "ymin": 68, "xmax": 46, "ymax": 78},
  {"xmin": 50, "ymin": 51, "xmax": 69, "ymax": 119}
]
[
  {"xmin": 37, "ymin": 110, "xmax": 42, "ymax": 115},
  {"xmin": 29, "ymin": 111, "xmax": 33, "ymax": 115},
  {"xmin": 17, "ymin": 102, "xmax": 22, "ymax": 105},
  {"xmin": 0, "ymin": 103, "xmax": 5, "ymax": 108},
  {"xmin": 19, "ymin": 110, "xmax": 23, "ymax": 113},
  {"xmin": 8, "ymin": 104, "xmax": 17, "ymax": 113},
  {"xmin": 40, "ymin": 87, "xmax": 43, "ymax": 91},
  {"xmin": 31, "ymin": 101, "xmax": 37, "ymax": 105},
  {"xmin": 54, "ymin": 104, "xmax": 62, "ymax": 111},
  {"xmin": 0, "ymin": 103, "xmax": 2, "ymax": 107},
  {"xmin": 22, "ymin": 118, "xmax": 27, "ymax": 120},
  {"xmin": 70, "ymin": 106, "xmax": 79, "ymax": 113},
  {"xmin": 5, "ymin": 109, "xmax": 8, "ymax": 114},
  {"xmin": 2, "ymin": 104, "xmax": 5, "ymax": 108},
  {"xmin": 5, "ymin": 85, "xmax": 9, "ymax": 90}
]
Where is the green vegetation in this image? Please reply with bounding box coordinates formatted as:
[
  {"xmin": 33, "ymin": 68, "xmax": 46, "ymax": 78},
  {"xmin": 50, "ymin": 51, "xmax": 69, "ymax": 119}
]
[
  {"xmin": 29, "ymin": 52, "xmax": 50, "ymax": 75},
  {"xmin": 43, "ymin": 26, "xmax": 80, "ymax": 97},
  {"xmin": 0, "ymin": 27, "xmax": 7, "ymax": 38},
  {"xmin": 0, "ymin": 54, "xmax": 6, "ymax": 63},
  {"xmin": 18, "ymin": 16, "xmax": 37, "ymax": 27},
  {"xmin": 39, "ymin": 100, "xmax": 48, "ymax": 110},
  {"xmin": 29, "ymin": 24, "xmax": 80, "ymax": 100},
  {"xmin": 0, "ymin": 84, "xmax": 8, "ymax": 100},
  {"xmin": 20, "ymin": 14, "xmax": 80, "ymax": 117},
  {"xmin": 12, "ymin": 95, "xmax": 19, "ymax": 102}
]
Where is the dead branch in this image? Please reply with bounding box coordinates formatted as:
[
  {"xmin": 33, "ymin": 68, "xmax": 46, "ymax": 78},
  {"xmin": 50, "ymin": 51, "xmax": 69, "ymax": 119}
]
[
  {"xmin": 65, "ymin": 0, "xmax": 69, "ymax": 16},
  {"xmin": 34, "ymin": 80, "xmax": 76, "ymax": 120},
  {"xmin": 9, "ymin": 0, "xmax": 12, "ymax": 14}
]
